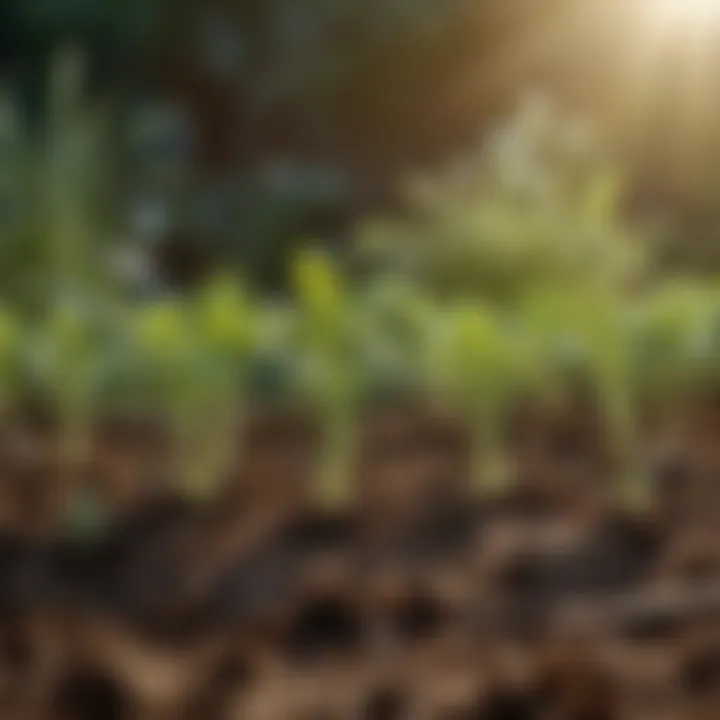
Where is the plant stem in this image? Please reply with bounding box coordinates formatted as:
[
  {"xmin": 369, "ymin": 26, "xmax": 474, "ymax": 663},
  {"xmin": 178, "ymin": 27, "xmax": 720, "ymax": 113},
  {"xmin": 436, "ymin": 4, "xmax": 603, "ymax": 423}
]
[
  {"xmin": 317, "ymin": 411, "xmax": 356, "ymax": 511},
  {"xmin": 59, "ymin": 404, "xmax": 93, "ymax": 532},
  {"xmin": 611, "ymin": 417, "xmax": 648, "ymax": 511},
  {"xmin": 601, "ymin": 388, "xmax": 648, "ymax": 511},
  {"xmin": 470, "ymin": 409, "xmax": 511, "ymax": 496},
  {"xmin": 175, "ymin": 384, "xmax": 240, "ymax": 503}
]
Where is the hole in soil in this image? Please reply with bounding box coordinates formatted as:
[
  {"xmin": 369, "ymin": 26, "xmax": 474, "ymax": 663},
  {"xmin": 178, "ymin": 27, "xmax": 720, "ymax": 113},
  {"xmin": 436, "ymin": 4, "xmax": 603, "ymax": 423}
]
[
  {"xmin": 497, "ymin": 553, "xmax": 542, "ymax": 596},
  {"xmin": 211, "ymin": 653, "xmax": 252, "ymax": 690},
  {"xmin": 620, "ymin": 612, "xmax": 682, "ymax": 642},
  {"xmin": 284, "ymin": 596, "xmax": 363, "ymax": 662},
  {"xmin": 53, "ymin": 668, "xmax": 130, "ymax": 720},
  {"xmin": 681, "ymin": 645, "xmax": 720, "ymax": 695},
  {"xmin": 0, "ymin": 632, "xmax": 33, "ymax": 673},
  {"xmin": 362, "ymin": 687, "xmax": 409, "ymax": 720},
  {"xmin": 475, "ymin": 687, "xmax": 536, "ymax": 720},
  {"xmin": 391, "ymin": 592, "xmax": 445, "ymax": 643}
]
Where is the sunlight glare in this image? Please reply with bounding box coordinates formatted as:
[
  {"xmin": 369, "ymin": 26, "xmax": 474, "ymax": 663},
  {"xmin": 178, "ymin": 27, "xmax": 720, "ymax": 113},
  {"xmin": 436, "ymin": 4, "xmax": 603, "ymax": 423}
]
[{"xmin": 654, "ymin": 0, "xmax": 720, "ymax": 26}]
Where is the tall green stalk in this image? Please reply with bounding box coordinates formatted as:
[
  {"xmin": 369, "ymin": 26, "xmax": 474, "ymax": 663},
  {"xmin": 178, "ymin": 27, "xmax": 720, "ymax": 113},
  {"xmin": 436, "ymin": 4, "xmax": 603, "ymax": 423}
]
[
  {"xmin": 292, "ymin": 250, "xmax": 359, "ymax": 511},
  {"xmin": 38, "ymin": 49, "xmax": 113, "ymax": 504}
]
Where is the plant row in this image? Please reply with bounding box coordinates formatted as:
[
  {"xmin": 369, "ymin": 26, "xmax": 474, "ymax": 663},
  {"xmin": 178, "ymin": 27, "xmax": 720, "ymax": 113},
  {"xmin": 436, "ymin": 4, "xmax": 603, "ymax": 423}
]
[{"xmin": 0, "ymin": 249, "xmax": 719, "ymax": 508}]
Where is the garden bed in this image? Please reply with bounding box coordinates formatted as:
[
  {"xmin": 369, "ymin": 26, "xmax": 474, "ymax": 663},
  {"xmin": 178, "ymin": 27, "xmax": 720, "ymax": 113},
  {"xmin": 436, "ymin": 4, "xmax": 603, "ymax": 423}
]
[{"xmin": 0, "ymin": 401, "xmax": 717, "ymax": 720}]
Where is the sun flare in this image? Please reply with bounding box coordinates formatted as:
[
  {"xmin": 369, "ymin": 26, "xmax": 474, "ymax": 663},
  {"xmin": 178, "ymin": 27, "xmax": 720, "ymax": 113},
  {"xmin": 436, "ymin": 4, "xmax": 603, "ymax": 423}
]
[{"xmin": 654, "ymin": 0, "xmax": 720, "ymax": 25}]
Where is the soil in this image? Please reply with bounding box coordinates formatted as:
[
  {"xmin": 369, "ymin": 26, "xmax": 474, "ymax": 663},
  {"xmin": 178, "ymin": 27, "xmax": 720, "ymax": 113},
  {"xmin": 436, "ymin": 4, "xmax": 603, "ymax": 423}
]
[{"xmin": 0, "ymin": 401, "xmax": 717, "ymax": 718}]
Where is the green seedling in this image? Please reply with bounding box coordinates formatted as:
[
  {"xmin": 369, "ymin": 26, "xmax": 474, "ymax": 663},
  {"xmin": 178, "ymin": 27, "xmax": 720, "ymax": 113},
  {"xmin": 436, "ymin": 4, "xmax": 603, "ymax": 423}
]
[
  {"xmin": 630, "ymin": 281, "xmax": 719, "ymax": 403},
  {"xmin": 132, "ymin": 298, "xmax": 206, "ymax": 501},
  {"xmin": 426, "ymin": 302, "xmax": 524, "ymax": 495},
  {"xmin": 292, "ymin": 249, "xmax": 361, "ymax": 511},
  {"xmin": 28, "ymin": 296, "xmax": 111, "ymax": 541},
  {"xmin": 190, "ymin": 274, "xmax": 255, "ymax": 498},
  {"xmin": 355, "ymin": 276, "xmax": 437, "ymax": 399},
  {"xmin": 131, "ymin": 276, "xmax": 255, "ymax": 502},
  {"xmin": 0, "ymin": 309, "xmax": 20, "ymax": 421},
  {"xmin": 520, "ymin": 285, "xmax": 643, "ymax": 508}
]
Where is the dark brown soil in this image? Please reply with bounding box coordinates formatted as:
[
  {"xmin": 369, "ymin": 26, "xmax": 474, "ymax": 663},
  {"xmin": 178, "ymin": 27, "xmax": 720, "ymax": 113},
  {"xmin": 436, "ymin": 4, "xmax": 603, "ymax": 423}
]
[{"xmin": 0, "ymin": 402, "xmax": 716, "ymax": 718}]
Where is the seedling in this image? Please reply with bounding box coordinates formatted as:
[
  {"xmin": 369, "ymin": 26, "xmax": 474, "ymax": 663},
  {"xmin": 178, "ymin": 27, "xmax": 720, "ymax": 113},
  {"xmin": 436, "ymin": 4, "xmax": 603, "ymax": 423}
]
[
  {"xmin": 292, "ymin": 249, "xmax": 361, "ymax": 510},
  {"xmin": 520, "ymin": 285, "xmax": 643, "ymax": 508},
  {"xmin": 630, "ymin": 281, "xmax": 720, "ymax": 406},
  {"xmin": 0, "ymin": 309, "xmax": 20, "ymax": 422},
  {"xmin": 132, "ymin": 298, "xmax": 207, "ymax": 501},
  {"xmin": 425, "ymin": 302, "xmax": 526, "ymax": 494},
  {"xmin": 355, "ymin": 276, "xmax": 437, "ymax": 399},
  {"xmin": 190, "ymin": 274, "xmax": 254, "ymax": 497}
]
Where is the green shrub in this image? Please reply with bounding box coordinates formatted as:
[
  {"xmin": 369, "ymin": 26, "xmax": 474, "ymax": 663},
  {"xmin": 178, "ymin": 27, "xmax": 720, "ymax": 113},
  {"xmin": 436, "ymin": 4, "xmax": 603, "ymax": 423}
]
[{"xmin": 357, "ymin": 95, "xmax": 646, "ymax": 301}]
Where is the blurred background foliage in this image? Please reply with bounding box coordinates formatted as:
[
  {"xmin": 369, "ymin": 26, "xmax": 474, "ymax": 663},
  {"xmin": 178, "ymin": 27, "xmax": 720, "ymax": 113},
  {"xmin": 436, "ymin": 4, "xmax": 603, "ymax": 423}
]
[
  {"xmin": 357, "ymin": 95, "xmax": 647, "ymax": 301},
  {"xmin": 3, "ymin": 0, "xmax": 720, "ymax": 295}
]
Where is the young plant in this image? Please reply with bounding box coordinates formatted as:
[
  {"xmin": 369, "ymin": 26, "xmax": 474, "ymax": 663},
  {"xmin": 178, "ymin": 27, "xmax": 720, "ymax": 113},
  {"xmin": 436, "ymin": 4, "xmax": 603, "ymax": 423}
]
[
  {"xmin": 26, "ymin": 296, "xmax": 113, "ymax": 540},
  {"xmin": 425, "ymin": 302, "xmax": 527, "ymax": 495},
  {"xmin": 520, "ymin": 285, "xmax": 642, "ymax": 507},
  {"xmin": 0, "ymin": 49, "xmax": 123, "ymax": 539},
  {"xmin": 629, "ymin": 281, "xmax": 719, "ymax": 406},
  {"xmin": 355, "ymin": 276, "xmax": 437, "ymax": 400},
  {"xmin": 40, "ymin": 49, "xmax": 115, "ymax": 306},
  {"xmin": 0, "ymin": 309, "xmax": 20, "ymax": 424},
  {"xmin": 132, "ymin": 298, "xmax": 201, "ymax": 499},
  {"xmin": 190, "ymin": 274, "xmax": 255, "ymax": 496},
  {"xmin": 131, "ymin": 275, "xmax": 255, "ymax": 502},
  {"xmin": 291, "ymin": 249, "xmax": 361, "ymax": 510},
  {"xmin": 132, "ymin": 300, "xmax": 203, "ymax": 502},
  {"xmin": 628, "ymin": 281, "xmax": 720, "ymax": 461}
]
